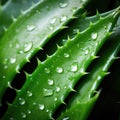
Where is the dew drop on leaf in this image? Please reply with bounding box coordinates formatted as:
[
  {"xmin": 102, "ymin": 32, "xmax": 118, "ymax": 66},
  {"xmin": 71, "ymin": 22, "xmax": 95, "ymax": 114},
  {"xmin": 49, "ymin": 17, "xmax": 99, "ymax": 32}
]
[
  {"xmin": 91, "ymin": 32, "xmax": 98, "ymax": 40},
  {"xmin": 21, "ymin": 112, "xmax": 26, "ymax": 118},
  {"xmin": 4, "ymin": 65, "xmax": 8, "ymax": 69},
  {"xmin": 50, "ymin": 17, "xmax": 57, "ymax": 24},
  {"xmin": 24, "ymin": 42, "xmax": 33, "ymax": 52},
  {"xmin": 59, "ymin": 1, "xmax": 69, "ymax": 8},
  {"xmin": 9, "ymin": 43, "xmax": 13, "ymax": 48},
  {"xmin": 27, "ymin": 110, "xmax": 31, "ymax": 114},
  {"xmin": 43, "ymin": 89, "xmax": 53, "ymax": 96},
  {"xmin": 46, "ymin": 109, "xmax": 49, "ymax": 112},
  {"xmin": 27, "ymin": 25, "xmax": 35, "ymax": 31},
  {"xmin": 10, "ymin": 57, "xmax": 16, "ymax": 64},
  {"xmin": 72, "ymin": 7, "xmax": 77, "ymax": 12},
  {"xmin": 64, "ymin": 53, "xmax": 70, "ymax": 58},
  {"xmin": 2, "ymin": 76, "xmax": 6, "ymax": 79},
  {"xmin": 62, "ymin": 39, "xmax": 67, "ymax": 45},
  {"xmin": 63, "ymin": 117, "xmax": 70, "ymax": 120},
  {"xmin": 56, "ymin": 67, "xmax": 63, "ymax": 73},
  {"xmin": 27, "ymin": 91, "xmax": 32, "ymax": 97},
  {"xmin": 54, "ymin": 97, "xmax": 58, "ymax": 101},
  {"xmin": 48, "ymin": 79, "xmax": 54, "ymax": 86},
  {"xmin": 9, "ymin": 117, "xmax": 14, "ymax": 120},
  {"xmin": 36, "ymin": 9, "xmax": 40, "ymax": 14},
  {"xmin": 84, "ymin": 49, "xmax": 89, "ymax": 55},
  {"xmin": 55, "ymin": 86, "xmax": 61, "ymax": 92},
  {"xmin": 49, "ymin": 25, "xmax": 54, "ymax": 30},
  {"xmin": 71, "ymin": 63, "xmax": 78, "ymax": 72},
  {"xmin": 18, "ymin": 50, "xmax": 23, "ymax": 54},
  {"xmin": 19, "ymin": 98, "xmax": 25, "ymax": 105},
  {"xmin": 16, "ymin": 43, "xmax": 19, "ymax": 48},
  {"xmin": 44, "ymin": 68, "xmax": 51, "ymax": 74},
  {"xmin": 73, "ymin": 28, "xmax": 79, "ymax": 34},
  {"xmin": 60, "ymin": 15, "xmax": 67, "ymax": 22},
  {"xmin": 39, "ymin": 104, "xmax": 45, "ymax": 110},
  {"xmin": 3, "ymin": 58, "xmax": 8, "ymax": 64}
]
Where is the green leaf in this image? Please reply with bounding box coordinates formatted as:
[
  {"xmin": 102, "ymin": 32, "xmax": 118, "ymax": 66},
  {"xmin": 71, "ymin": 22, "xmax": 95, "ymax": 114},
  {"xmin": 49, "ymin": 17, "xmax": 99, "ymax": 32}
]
[
  {"xmin": 2, "ymin": 8, "xmax": 119, "ymax": 120},
  {"xmin": 0, "ymin": 0, "xmax": 90, "ymax": 101}
]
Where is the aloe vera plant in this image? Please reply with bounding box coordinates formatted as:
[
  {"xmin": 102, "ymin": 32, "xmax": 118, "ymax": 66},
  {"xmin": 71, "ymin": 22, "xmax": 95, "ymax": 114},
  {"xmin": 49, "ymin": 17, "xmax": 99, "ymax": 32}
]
[
  {"xmin": 0, "ymin": 0, "xmax": 120, "ymax": 120},
  {"xmin": 1, "ymin": 8, "xmax": 120, "ymax": 120},
  {"xmin": 0, "ymin": 0, "xmax": 90, "ymax": 101},
  {"xmin": 58, "ymin": 27, "xmax": 120, "ymax": 120}
]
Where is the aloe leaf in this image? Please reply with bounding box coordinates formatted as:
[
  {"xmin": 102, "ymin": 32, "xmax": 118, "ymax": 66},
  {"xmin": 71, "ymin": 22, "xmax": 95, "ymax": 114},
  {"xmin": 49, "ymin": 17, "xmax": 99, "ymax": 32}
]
[
  {"xmin": 0, "ymin": 0, "xmax": 90, "ymax": 101},
  {"xmin": 45, "ymin": 10, "xmax": 114, "ymax": 55},
  {"xmin": 2, "ymin": 9, "xmax": 119, "ymax": 120},
  {"xmin": 0, "ymin": 0, "xmax": 41, "ymax": 38},
  {"xmin": 57, "ymin": 25, "xmax": 120, "ymax": 120},
  {"xmin": 58, "ymin": 92, "xmax": 100, "ymax": 120}
]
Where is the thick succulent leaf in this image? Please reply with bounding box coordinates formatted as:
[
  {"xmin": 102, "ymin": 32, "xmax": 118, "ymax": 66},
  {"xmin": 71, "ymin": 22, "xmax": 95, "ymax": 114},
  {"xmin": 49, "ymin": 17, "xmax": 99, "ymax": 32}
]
[
  {"xmin": 58, "ymin": 26, "xmax": 120, "ymax": 120},
  {"xmin": 0, "ymin": 0, "xmax": 90, "ymax": 101},
  {"xmin": 58, "ymin": 92, "xmax": 100, "ymax": 120},
  {"xmin": 44, "ymin": 9, "xmax": 114, "ymax": 55},
  {"xmin": 88, "ymin": 16, "xmax": 120, "ymax": 119},
  {"xmin": 2, "ymin": 9, "xmax": 119, "ymax": 120},
  {"xmin": 0, "ymin": 0, "xmax": 41, "ymax": 38}
]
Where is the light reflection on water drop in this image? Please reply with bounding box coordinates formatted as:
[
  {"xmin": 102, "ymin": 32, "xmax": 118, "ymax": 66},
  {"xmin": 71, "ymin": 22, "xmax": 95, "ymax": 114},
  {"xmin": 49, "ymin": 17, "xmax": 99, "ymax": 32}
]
[{"xmin": 59, "ymin": 1, "xmax": 69, "ymax": 8}]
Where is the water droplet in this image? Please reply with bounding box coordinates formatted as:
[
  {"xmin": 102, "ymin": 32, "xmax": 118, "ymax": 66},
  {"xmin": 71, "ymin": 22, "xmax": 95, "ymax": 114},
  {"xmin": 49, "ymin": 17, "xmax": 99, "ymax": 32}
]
[
  {"xmin": 18, "ymin": 50, "xmax": 23, "ymax": 54},
  {"xmin": 84, "ymin": 49, "xmax": 89, "ymax": 55},
  {"xmin": 19, "ymin": 98, "xmax": 25, "ymax": 105},
  {"xmin": 81, "ymin": 0, "xmax": 86, "ymax": 2},
  {"xmin": 48, "ymin": 79, "xmax": 54, "ymax": 86},
  {"xmin": 3, "ymin": 58, "xmax": 8, "ymax": 64},
  {"xmin": 24, "ymin": 42, "xmax": 33, "ymax": 52},
  {"xmin": 80, "ymin": 68, "xmax": 84, "ymax": 73},
  {"xmin": 16, "ymin": 43, "xmax": 19, "ymax": 48},
  {"xmin": 73, "ymin": 28, "xmax": 79, "ymax": 34},
  {"xmin": 33, "ymin": 102, "xmax": 37, "ymax": 105},
  {"xmin": 43, "ymin": 89, "xmax": 53, "ymax": 96},
  {"xmin": 9, "ymin": 43, "xmax": 13, "ymax": 48},
  {"xmin": 49, "ymin": 25, "xmax": 54, "ymax": 30},
  {"xmin": 60, "ymin": 15, "xmax": 67, "ymax": 22},
  {"xmin": 50, "ymin": 17, "xmax": 57, "ymax": 24},
  {"xmin": 54, "ymin": 97, "xmax": 58, "ymax": 101},
  {"xmin": 63, "ymin": 117, "xmax": 70, "ymax": 120},
  {"xmin": 71, "ymin": 63, "xmax": 78, "ymax": 72},
  {"xmin": 62, "ymin": 39, "xmax": 67, "ymax": 45},
  {"xmin": 36, "ymin": 10, "xmax": 40, "ymax": 14},
  {"xmin": 98, "ymin": 76, "xmax": 101, "ymax": 80},
  {"xmin": 91, "ymin": 32, "xmax": 98, "ymax": 40},
  {"xmin": 21, "ymin": 112, "xmax": 26, "ymax": 118},
  {"xmin": 4, "ymin": 65, "xmax": 8, "ymax": 69},
  {"xmin": 44, "ymin": 68, "xmax": 50, "ymax": 74},
  {"xmin": 27, "ymin": 91, "xmax": 32, "ymax": 97},
  {"xmin": 64, "ymin": 53, "xmax": 70, "ymax": 58},
  {"xmin": 2, "ymin": 76, "xmax": 6, "ymax": 79},
  {"xmin": 27, "ymin": 110, "xmax": 31, "ymax": 114},
  {"xmin": 56, "ymin": 86, "xmax": 60, "ymax": 92},
  {"xmin": 56, "ymin": 67, "xmax": 63, "ymax": 73},
  {"xmin": 45, "ymin": 5, "xmax": 50, "ymax": 10},
  {"xmin": 9, "ymin": 117, "xmax": 14, "ymax": 120},
  {"xmin": 72, "ymin": 7, "xmax": 77, "ymax": 12},
  {"xmin": 10, "ymin": 57, "xmax": 16, "ymax": 64},
  {"xmin": 59, "ymin": 2, "xmax": 69, "ymax": 8},
  {"xmin": 46, "ymin": 109, "xmax": 49, "ymax": 112},
  {"xmin": 39, "ymin": 104, "xmax": 45, "ymax": 110},
  {"xmin": 27, "ymin": 25, "xmax": 35, "ymax": 31}
]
